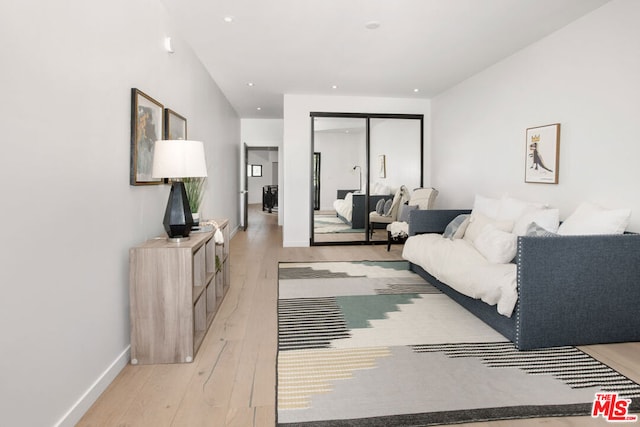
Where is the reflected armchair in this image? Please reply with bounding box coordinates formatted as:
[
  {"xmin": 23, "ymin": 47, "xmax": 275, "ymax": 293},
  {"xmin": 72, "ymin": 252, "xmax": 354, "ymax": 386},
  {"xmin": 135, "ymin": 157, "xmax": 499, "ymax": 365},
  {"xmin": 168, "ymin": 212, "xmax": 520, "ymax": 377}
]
[
  {"xmin": 384, "ymin": 187, "xmax": 438, "ymax": 249},
  {"xmin": 368, "ymin": 185, "xmax": 410, "ymax": 236}
]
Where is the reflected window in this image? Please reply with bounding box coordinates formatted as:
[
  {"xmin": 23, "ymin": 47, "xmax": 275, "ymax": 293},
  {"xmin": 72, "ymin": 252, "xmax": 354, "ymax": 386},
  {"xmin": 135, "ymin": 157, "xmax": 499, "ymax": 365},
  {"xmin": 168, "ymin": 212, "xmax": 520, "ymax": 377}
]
[{"xmin": 248, "ymin": 164, "xmax": 263, "ymax": 177}]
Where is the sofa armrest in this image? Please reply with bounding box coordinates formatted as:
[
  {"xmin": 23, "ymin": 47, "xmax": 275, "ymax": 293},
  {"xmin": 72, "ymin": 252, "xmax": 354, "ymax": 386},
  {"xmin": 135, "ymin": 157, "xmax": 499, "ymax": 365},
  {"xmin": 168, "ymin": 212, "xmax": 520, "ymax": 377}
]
[
  {"xmin": 408, "ymin": 209, "xmax": 471, "ymax": 236},
  {"xmin": 515, "ymin": 234, "xmax": 640, "ymax": 349}
]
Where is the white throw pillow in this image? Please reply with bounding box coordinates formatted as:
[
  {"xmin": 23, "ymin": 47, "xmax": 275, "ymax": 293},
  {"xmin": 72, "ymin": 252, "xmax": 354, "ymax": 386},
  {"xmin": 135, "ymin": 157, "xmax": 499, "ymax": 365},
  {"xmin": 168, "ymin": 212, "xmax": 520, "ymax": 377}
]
[
  {"xmin": 558, "ymin": 202, "xmax": 631, "ymax": 235},
  {"xmin": 512, "ymin": 208, "xmax": 560, "ymax": 236},
  {"xmin": 463, "ymin": 212, "xmax": 514, "ymax": 243},
  {"xmin": 496, "ymin": 196, "xmax": 546, "ymax": 221},
  {"xmin": 372, "ymin": 182, "xmax": 381, "ymax": 195},
  {"xmin": 496, "ymin": 196, "xmax": 532, "ymax": 221},
  {"xmin": 472, "ymin": 194, "xmax": 502, "ymax": 218},
  {"xmin": 474, "ymin": 224, "xmax": 518, "ymax": 264}
]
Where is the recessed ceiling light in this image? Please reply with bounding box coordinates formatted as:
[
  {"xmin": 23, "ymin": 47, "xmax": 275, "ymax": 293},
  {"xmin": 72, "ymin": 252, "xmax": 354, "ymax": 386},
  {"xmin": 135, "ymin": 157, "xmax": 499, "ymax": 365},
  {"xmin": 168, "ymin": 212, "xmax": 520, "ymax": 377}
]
[
  {"xmin": 223, "ymin": 16, "xmax": 234, "ymax": 23},
  {"xmin": 256, "ymin": 107, "xmax": 261, "ymax": 111},
  {"xmin": 332, "ymin": 85, "xmax": 338, "ymax": 89},
  {"xmin": 413, "ymin": 88, "xmax": 420, "ymax": 93},
  {"xmin": 247, "ymin": 82, "xmax": 254, "ymax": 87},
  {"xmin": 365, "ymin": 21, "xmax": 381, "ymax": 30}
]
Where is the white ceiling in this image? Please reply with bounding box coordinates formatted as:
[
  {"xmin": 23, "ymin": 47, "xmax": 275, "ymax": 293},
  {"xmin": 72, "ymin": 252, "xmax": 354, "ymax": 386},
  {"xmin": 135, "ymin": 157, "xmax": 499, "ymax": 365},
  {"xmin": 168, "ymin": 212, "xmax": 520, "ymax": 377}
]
[{"xmin": 162, "ymin": 0, "xmax": 610, "ymax": 119}]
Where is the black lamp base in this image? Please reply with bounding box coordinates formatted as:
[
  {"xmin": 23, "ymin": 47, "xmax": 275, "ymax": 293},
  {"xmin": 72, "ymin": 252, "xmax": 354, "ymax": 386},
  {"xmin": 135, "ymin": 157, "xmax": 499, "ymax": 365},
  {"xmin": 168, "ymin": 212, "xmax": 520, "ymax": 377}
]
[{"xmin": 163, "ymin": 181, "xmax": 194, "ymax": 241}]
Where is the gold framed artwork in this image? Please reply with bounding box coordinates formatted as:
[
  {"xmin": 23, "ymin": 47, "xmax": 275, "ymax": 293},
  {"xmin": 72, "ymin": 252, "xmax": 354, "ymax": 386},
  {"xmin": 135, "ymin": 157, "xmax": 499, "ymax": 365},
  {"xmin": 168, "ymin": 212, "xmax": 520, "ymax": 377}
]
[
  {"xmin": 130, "ymin": 88, "xmax": 164, "ymax": 185},
  {"xmin": 378, "ymin": 154, "xmax": 386, "ymax": 178},
  {"xmin": 525, "ymin": 123, "xmax": 560, "ymax": 184},
  {"xmin": 165, "ymin": 108, "xmax": 187, "ymax": 140}
]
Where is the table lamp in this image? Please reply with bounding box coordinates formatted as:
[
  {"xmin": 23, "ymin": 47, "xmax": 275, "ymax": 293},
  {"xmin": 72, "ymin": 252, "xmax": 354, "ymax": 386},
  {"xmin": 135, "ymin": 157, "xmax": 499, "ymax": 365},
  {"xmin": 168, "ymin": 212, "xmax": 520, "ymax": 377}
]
[{"xmin": 151, "ymin": 140, "xmax": 208, "ymax": 242}]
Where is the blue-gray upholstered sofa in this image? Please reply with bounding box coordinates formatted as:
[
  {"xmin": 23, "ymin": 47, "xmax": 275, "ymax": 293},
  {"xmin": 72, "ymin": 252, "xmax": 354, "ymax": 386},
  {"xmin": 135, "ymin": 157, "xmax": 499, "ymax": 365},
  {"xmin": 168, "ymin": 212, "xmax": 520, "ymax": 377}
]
[{"xmin": 407, "ymin": 209, "xmax": 640, "ymax": 350}]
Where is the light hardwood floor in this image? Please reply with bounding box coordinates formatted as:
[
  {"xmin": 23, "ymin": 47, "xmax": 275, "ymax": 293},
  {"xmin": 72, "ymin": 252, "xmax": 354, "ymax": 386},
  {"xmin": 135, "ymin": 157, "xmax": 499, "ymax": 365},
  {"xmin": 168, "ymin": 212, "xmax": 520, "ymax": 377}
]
[{"xmin": 79, "ymin": 205, "xmax": 640, "ymax": 426}]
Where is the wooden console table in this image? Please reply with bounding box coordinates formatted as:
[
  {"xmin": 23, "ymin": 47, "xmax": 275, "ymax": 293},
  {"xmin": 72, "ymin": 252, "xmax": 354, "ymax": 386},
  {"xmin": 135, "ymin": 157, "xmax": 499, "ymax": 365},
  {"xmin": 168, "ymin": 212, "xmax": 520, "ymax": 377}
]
[{"xmin": 129, "ymin": 219, "xmax": 230, "ymax": 364}]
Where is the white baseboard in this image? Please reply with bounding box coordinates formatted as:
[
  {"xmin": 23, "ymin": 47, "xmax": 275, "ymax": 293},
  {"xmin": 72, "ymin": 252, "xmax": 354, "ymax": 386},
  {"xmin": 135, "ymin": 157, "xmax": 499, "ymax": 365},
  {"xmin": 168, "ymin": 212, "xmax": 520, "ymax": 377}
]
[
  {"xmin": 54, "ymin": 346, "xmax": 130, "ymax": 427},
  {"xmin": 283, "ymin": 240, "xmax": 310, "ymax": 247}
]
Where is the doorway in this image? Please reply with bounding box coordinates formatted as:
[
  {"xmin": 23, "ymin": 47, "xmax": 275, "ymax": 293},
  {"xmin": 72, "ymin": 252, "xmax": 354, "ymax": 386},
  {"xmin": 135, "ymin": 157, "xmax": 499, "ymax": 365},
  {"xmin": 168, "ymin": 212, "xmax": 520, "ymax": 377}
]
[{"xmin": 242, "ymin": 145, "xmax": 279, "ymax": 231}]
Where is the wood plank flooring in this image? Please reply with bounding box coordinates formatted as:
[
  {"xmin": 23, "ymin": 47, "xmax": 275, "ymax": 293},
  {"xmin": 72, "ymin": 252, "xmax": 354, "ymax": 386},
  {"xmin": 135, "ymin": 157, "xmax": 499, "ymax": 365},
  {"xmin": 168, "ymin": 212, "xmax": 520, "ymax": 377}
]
[{"xmin": 79, "ymin": 204, "xmax": 640, "ymax": 426}]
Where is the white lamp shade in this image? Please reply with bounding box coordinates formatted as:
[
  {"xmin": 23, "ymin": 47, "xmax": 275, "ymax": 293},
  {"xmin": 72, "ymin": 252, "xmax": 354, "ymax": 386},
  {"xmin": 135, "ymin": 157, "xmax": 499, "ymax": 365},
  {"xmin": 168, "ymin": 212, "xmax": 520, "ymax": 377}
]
[{"xmin": 151, "ymin": 140, "xmax": 208, "ymax": 178}]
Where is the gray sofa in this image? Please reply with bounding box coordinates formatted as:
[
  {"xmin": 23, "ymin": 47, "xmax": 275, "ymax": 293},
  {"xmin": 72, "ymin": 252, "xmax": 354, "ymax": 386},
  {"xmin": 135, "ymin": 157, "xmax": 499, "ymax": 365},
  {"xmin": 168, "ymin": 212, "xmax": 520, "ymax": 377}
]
[{"xmin": 407, "ymin": 209, "xmax": 640, "ymax": 350}]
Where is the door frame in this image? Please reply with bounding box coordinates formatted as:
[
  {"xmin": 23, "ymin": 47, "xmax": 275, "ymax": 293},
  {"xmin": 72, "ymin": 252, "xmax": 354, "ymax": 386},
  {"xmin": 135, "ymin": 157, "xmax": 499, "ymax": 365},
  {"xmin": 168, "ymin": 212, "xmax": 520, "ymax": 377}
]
[{"xmin": 242, "ymin": 145, "xmax": 280, "ymax": 231}]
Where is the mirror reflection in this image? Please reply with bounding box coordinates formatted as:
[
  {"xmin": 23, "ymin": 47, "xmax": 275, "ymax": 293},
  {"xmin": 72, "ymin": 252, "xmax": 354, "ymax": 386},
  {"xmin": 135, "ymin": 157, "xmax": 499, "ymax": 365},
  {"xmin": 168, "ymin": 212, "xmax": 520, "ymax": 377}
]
[
  {"xmin": 312, "ymin": 117, "xmax": 368, "ymax": 243},
  {"xmin": 311, "ymin": 114, "xmax": 423, "ymax": 245},
  {"xmin": 368, "ymin": 118, "xmax": 422, "ymax": 242}
]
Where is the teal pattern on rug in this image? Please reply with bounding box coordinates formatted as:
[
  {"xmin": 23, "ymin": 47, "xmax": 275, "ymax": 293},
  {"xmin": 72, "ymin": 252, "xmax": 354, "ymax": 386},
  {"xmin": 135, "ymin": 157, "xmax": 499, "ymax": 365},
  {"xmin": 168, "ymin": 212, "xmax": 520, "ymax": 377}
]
[
  {"xmin": 359, "ymin": 260, "xmax": 409, "ymax": 271},
  {"xmin": 336, "ymin": 294, "xmax": 419, "ymax": 329}
]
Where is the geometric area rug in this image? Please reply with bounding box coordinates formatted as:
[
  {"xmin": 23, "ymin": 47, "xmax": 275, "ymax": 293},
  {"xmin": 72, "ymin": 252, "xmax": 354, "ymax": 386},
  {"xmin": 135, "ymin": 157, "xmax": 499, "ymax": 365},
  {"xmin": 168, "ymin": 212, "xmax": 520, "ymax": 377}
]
[{"xmin": 277, "ymin": 261, "xmax": 640, "ymax": 426}]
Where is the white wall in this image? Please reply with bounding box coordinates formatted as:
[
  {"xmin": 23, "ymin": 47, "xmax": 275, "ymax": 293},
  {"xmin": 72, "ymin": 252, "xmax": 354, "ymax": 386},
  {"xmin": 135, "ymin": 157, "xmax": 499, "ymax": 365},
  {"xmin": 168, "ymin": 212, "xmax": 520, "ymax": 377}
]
[
  {"xmin": 370, "ymin": 119, "xmax": 423, "ymax": 192},
  {"xmin": 0, "ymin": 1, "xmax": 240, "ymax": 425},
  {"xmin": 283, "ymin": 95, "xmax": 431, "ymax": 246},
  {"xmin": 241, "ymin": 119, "xmax": 283, "ymax": 225},
  {"xmin": 431, "ymin": 0, "xmax": 640, "ymax": 230},
  {"xmin": 314, "ymin": 130, "xmax": 366, "ymax": 210}
]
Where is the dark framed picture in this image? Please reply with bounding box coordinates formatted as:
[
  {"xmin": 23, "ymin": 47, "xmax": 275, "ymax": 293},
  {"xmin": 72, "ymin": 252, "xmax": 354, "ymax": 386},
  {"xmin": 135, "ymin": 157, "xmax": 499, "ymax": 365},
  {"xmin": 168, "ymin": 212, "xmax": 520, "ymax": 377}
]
[
  {"xmin": 525, "ymin": 123, "xmax": 560, "ymax": 184},
  {"xmin": 130, "ymin": 88, "xmax": 164, "ymax": 185},
  {"xmin": 165, "ymin": 108, "xmax": 187, "ymax": 140}
]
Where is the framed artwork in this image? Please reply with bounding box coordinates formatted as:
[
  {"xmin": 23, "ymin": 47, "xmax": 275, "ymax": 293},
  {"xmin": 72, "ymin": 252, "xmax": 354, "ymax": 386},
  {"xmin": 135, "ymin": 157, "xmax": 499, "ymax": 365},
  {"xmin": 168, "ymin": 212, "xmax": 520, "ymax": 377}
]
[
  {"xmin": 130, "ymin": 88, "xmax": 164, "ymax": 185},
  {"xmin": 251, "ymin": 165, "xmax": 263, "ymax": 177},
  {"xmin": 525, "ymin": 123, "xmax": 560, "ymax": 184},
  {"xmin": 165, "ymin": 108, "xmax": 187, "ymax": 140},
  {"xmin": 378, "ymin": 155, "xmax": 386, "ymax": 178}
]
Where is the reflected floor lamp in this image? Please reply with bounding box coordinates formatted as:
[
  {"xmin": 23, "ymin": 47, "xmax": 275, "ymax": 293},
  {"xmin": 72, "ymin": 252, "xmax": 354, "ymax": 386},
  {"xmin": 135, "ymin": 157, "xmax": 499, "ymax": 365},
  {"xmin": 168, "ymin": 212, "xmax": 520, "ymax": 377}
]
[
  {"xmin": 353, "ymin": 165, "xmax": 362, "ymax": 192},
  {"xmin": 151, "ymin": 140, "xmax": 208, "ymax": 242}
]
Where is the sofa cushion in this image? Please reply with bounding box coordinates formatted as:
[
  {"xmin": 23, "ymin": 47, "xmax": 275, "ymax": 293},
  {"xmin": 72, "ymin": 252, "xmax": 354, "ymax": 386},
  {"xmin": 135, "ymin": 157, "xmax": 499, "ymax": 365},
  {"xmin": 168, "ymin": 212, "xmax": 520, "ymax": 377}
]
[
  {"xmin": 474, "ymin": 224, "xmax": 518, "ymax": 264},
  {"xmin": 443, "ymin": 214, "xmax": 470, "ymax": 240},
  {"xmin": 464, "ymin": 212, "xmax": 514, "ymax": 243},
  {"xmin": 375, "ymin": 198, "xmax": 385, "ymax": 215},
  {"xmin": 558, "ymin": 202, "xmax": 631, "ymax": 235}
]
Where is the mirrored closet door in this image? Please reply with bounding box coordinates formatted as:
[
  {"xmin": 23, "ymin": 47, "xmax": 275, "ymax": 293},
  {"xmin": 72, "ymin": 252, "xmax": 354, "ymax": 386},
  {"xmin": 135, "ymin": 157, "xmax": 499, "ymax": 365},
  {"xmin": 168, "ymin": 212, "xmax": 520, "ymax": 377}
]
[
  {"xmin": 312, "ymin": 116, "xmax": 368, "ymax": 243},
  {"xmin": 311, "ymin": 113, "xmax": 423, "ymax": 245}
]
